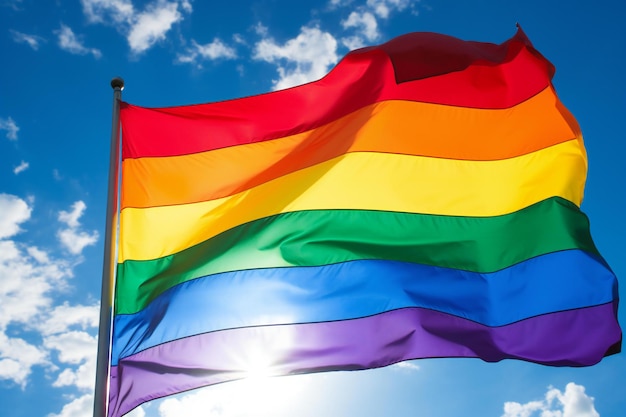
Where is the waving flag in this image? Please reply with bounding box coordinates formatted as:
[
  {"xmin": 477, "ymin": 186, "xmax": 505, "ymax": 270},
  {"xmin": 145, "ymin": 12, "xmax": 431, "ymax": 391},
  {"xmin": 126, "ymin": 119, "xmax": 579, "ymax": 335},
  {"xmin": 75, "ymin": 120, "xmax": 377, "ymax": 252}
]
[{"xmin": 109, "ymin": 28, "xmax": 621, "ymax": 417}]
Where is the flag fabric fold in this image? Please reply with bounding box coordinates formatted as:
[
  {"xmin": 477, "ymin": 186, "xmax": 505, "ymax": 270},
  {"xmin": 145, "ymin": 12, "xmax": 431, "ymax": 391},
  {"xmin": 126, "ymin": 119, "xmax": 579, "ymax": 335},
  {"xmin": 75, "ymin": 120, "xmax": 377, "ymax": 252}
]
[{"xmin": 109, "ymin": 27, "xmax": 621, "ymax": 417}]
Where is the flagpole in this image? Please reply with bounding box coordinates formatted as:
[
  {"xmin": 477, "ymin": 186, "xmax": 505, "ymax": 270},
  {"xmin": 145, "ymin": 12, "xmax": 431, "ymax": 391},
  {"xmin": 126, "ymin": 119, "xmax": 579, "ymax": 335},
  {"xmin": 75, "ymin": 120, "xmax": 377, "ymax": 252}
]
[{"xmin": 93, "ymin": 77, "xmax": 124, "ymax": 417}]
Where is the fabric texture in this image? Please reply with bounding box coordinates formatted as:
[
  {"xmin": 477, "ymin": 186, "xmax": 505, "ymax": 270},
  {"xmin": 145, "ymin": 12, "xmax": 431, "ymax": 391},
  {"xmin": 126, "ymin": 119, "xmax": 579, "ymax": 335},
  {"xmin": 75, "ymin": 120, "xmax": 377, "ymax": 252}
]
[{"xmin": 109, "ymin": 28, "xmax": 621, "ymax": 417}]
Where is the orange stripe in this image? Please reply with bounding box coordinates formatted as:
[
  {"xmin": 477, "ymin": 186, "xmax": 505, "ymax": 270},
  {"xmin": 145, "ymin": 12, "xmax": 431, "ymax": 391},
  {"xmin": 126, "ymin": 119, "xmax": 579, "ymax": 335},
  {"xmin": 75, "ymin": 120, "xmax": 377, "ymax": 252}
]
[
  {"xmin": 122, "ymin": 87, "xmax": 578, "ymax": 209},
  {"xmin": 121, "ymin": 29, "xmax": 553, "ymax": 159}
]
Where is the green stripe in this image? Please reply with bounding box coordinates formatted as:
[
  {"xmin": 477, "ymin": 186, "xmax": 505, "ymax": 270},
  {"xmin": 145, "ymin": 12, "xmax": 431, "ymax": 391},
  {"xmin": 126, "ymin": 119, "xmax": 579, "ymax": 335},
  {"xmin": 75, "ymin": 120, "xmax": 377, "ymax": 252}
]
[{"xmin": 115, "ymin": 197, "xmax": 599, "ymax": 315}]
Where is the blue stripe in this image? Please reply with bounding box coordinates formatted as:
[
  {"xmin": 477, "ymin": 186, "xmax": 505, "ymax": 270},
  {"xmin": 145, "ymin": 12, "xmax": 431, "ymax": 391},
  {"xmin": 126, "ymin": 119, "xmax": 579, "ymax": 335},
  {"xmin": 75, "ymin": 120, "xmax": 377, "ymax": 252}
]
[{"xmin": 111, "ymin": 249, "xmax": 616, "ymax": 365}]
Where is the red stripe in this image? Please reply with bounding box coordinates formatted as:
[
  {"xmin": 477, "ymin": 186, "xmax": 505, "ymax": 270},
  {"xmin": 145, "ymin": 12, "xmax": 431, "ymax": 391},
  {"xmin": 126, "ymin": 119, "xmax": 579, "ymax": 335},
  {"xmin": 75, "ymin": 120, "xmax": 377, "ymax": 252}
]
[{"xmin": 121, "ymin": 28, "xmax": 554, "ymax": 159}]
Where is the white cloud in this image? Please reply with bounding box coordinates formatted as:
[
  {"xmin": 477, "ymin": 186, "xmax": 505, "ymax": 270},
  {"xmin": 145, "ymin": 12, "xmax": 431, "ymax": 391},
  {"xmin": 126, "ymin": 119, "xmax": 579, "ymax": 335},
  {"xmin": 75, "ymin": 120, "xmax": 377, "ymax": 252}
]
[
  {"xmin": 392, "ymin": 361, "xmax": 420, "ymax": 372},
  {"xmin": 57, "ymin": 229, "xmax": 98, "ymax": 255},
  {"xmin": 339, "ymin": 0, "xmax": 416, "ymax": 48},
  {"xmin": 58, "ymin": 201, "xmax": 87, "ymax": 229},
  {"xmin": 177, "ymin": 38, "xmax": 237, "ymax": 65},
  {"xmin": 0, "ymin": 332, "xmax": 49, "ymax": 388},
  {"xmin": 0, "ymin": 240, "xmax": 20, "ymax": 263},
  {"xmin": 159, "ymin": 388, "xmax": 225, "ymax": 417},
  {"xmin": 10, "ymin": 30, "xmax": 46, "ymax": 50},
  {"xmin": 328, "ymin": 0, "xmax": 353, "ymax": 7},
  {"xmin": 0, "ymin": 193, "xmax": 31, "ymax": 239},
  {"xmin": 254, "ymin": 26, "xmax": 339, "ymax": 90},
  {"xmin": 503, "ymin": 401, "xmax": 545, "ymax": 417},
  {"xmin": 39, "ymin": 302, "xmax": 99, "ymax": 336},
  {"xmin": 0, "ymin": 194, "xmax": 78, "ymax": 387},
  {"xmin": 502, "ymin": 383, "xmax": 600, "ymax": 417},
  {"xmin": 366, "ymin": 0, "xmax": 411, "ymax": 18},
  {"xmin": 45, "ymin": 331, "xmax": 97, "ymax": 389},
  {"xmin": 158, "ymin": 376, "xmax": 310, "ymax": 417},
  {"xmin": 342, "ymin": 10, "xmax": 379, "ymax": 41},
  {"xmin": 0, "ymin": 116, "xmax": 19, "ymax": 140},
  {"xmin": 0, "ymin": 192, "xmax": 104, "ymax": 417},
  {"xmin": 232, "ymin": 33, "xmax": 245, "ymax": 45},
  {"xmin": 0, "ymin": 240, "xmax": 69, "ymax": 329},
  {"xmin": 548, "ymin": 383, "xmax": 600, "ymax": 417},
  {"xmin": 13, "ymin": 160, "xmax": 29, "ymax": 175},
  {"xmin": 341, "ymin": 35, "xmax": 366, "ymax": 50},
  {"xmin": 80, "ymin": 0, "xmax": 134, "ymax": 24},
  {"xmin": 27, "ymin": 246, "xmax": 50, "ymax": 263},
  {"xmin": 127, "ymin": 0, "xmax": 182, "ymax": 54},
  {"xmin": 41, "ymin": 304, "xmax": 100, "ymax": 403},
  {"xmin": 236, "ymin": 64, "xmax": 245, "ymax": 76},
  {"xmin": 0, "ymin": 237, "xmax": 72, "ymax": 387},
  {"xmin": 253, "ymin": 22, "xmax": 269, "ymax": 36},
  {"xmin": 57, "ymin": 201, "xmax": 99, "ymax": 255},
  {"xmin": 126, "ymin": 405, "xmax": 147, "ymax": 417},
  {"xmin": 80, "ymin": 0, "xmax": 192, "ymax": 54},
  {"xmin": 179, "ymin": 0, "xmax": 192, "ymax": 13},
  {"xmin": 49, "ymin": 394, "xmax": 94, "ymax": 417},
  {"xmin": 55, "ymin": 24, "xmax": 102, "ymax": 59}
]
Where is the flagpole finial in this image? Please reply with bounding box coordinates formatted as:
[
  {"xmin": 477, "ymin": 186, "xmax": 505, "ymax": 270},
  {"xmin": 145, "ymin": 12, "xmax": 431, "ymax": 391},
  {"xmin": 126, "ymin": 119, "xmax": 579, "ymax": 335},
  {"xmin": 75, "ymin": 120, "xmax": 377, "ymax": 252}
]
[{"xmin": 111, "ymin": 77, "xmax": 125, "ymax": 91}]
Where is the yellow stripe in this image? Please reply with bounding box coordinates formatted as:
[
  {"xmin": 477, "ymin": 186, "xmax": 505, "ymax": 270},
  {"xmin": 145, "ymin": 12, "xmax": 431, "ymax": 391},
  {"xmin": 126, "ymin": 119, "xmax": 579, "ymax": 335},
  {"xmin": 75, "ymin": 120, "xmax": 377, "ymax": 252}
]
[
  {"xmin": 121, "ymin": 88, "xmax": 578, "ymax": 208},
  {"xmin": 119, "ymin": 140, "xmax": 587, "ymax": 262}
]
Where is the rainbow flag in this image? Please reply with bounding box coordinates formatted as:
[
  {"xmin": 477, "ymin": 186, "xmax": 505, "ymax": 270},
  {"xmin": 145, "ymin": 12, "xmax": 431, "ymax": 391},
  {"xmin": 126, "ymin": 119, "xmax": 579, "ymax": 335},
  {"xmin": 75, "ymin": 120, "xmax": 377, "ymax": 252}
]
[{"xmin": 109, "ymin": 28, "xmax": 621, "ymax": 417}]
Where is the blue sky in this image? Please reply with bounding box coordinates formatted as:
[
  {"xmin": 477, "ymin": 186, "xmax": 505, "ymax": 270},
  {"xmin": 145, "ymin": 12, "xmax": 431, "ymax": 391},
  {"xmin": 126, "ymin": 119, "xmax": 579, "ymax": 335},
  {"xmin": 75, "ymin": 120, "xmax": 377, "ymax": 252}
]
[{"xmin": 1, "ymin": 0, "xmax": 625, "ymax": 416}]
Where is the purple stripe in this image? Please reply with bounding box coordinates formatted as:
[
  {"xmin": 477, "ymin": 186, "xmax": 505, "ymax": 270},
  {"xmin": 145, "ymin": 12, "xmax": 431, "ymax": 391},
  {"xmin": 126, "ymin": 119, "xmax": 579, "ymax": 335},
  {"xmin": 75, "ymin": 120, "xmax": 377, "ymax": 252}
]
[{"xmin": 108, "ymin": 303, "xmax": 621, "ymax": 417}]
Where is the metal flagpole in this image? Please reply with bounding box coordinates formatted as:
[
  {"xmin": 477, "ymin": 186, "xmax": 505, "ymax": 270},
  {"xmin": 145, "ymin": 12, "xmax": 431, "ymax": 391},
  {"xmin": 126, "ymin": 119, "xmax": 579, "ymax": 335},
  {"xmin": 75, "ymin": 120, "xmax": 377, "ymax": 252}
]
[{"xmin": 93, "ymin": 77, "xmax": 124, "ymax": 417}]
